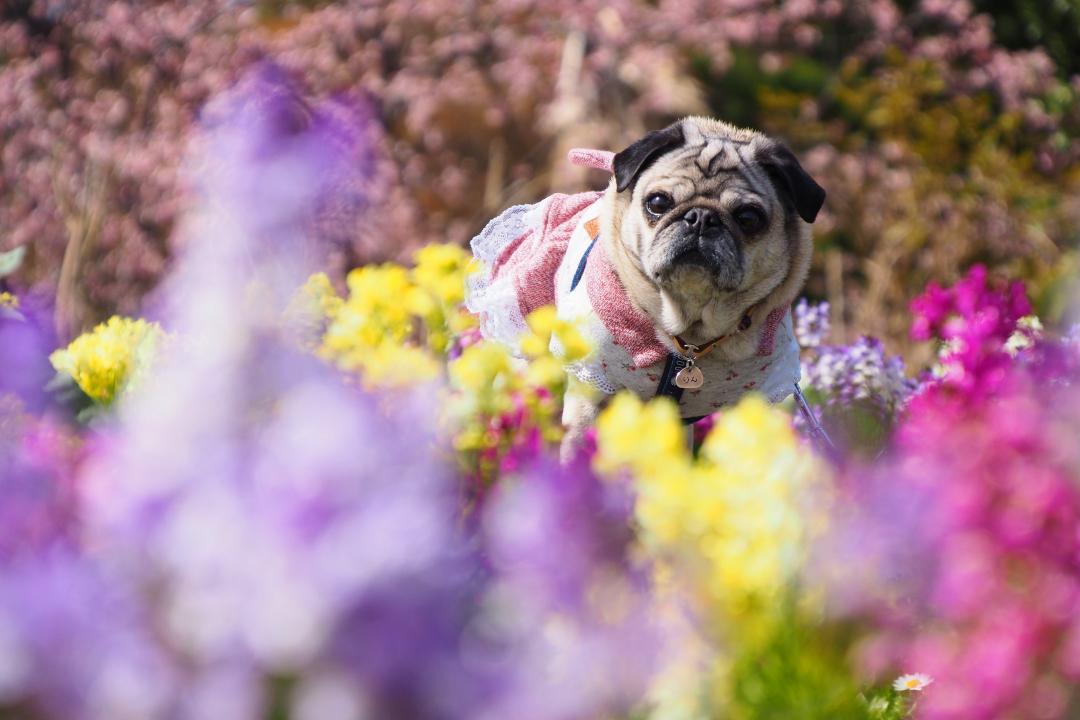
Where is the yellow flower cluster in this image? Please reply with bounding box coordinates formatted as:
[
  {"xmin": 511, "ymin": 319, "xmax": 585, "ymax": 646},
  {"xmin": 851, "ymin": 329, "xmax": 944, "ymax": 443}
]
[
  {"xmin": 308, "ymin": 244, "xmax": 478, "ymax": 387},
  {"xmin": 295, "ymin": 244, "xmax": 590, "ymax": 482},
  {"xmin": 596, "ymin": 392, "xmax": 827, "ymax": 619},
  {"xmin": 410, "ymin": 243, "xmax": 477, "ymax": 353},
  {"xmin": 596, "ymin": 393, "xmax": 832, "ymax": 717},
  {"xmin": 0, "ymin": 291, "xmax": 18, "ymax": 310},
  {"xmin": 447, "ymin": 306, "xmax": 591, "ymax": 478},
  {"xmin": 49, "ymin": 316, "xmax": 165, "ymax": 406},
  {"xmin": 518, "ymin": 305, "xmax": 592, "ymax": 388}
]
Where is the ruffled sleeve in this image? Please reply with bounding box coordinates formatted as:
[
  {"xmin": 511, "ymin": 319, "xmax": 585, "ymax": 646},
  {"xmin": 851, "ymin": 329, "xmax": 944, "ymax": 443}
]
[{"xmin": 466, "ymin": 191, "xmax": 601, "ymax": 352}]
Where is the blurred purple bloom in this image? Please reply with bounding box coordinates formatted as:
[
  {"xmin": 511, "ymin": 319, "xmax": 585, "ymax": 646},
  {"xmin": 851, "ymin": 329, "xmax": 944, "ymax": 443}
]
[
  {"xmin": 794, "ymin": 298, "xmax": 831, "ymax": 348},
  {"xmin": 0, "ymin": 554, "xmax": 175, "ymax": 720},
  {"xmin": 481, "ymin": 458, "xmax": 656, "ymax": 720},
  {"xmin": 824, "ymin": 273, "xmax": 1080, "ymax": 720},
  {"xmin": 0, "ymin": 63, "xmax": 662, "ymax": 720},
  {"xmin": 71, "ymin": 63, "xmax": 497, "ymax": 720},
  {"xmin": 0, "ymin": 416, "xmax": 80, "ymax": 562},
  {"xmin": 1066, "ymin": 323, "xmax": 1080, "ymax": 348},
  {"xmin": 0, "ymin": 297, "xmax": 58, "ymax": 412}
]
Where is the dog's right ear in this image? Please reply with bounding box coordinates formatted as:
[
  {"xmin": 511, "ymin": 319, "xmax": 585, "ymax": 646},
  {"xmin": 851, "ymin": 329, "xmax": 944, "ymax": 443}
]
[{"xmin": 613, "ymin": 124, "xmax": 685, "ymax": 193}]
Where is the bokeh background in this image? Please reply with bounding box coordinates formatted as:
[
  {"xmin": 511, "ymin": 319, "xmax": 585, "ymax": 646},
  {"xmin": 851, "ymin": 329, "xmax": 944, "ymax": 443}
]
[{"xmin": 2, "ymin": 0, "xmax": 1079, "ymax": 355}]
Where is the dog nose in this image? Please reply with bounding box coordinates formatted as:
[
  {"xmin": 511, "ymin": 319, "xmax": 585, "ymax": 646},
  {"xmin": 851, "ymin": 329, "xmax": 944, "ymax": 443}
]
[{"xmin": 681, "ymin": 207, "xmax": 722, "ymax": 234}]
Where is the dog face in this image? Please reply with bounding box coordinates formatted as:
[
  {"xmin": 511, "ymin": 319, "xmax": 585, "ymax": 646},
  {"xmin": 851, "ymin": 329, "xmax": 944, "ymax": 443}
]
[{"xmin": 608, "ymin": 117, "xmax": 824, "ymax": 337}]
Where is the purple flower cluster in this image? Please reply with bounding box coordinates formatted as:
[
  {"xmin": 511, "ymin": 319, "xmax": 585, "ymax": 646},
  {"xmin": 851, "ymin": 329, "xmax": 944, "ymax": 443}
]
[
  {"xmin": 794, "ymin": 298, "xmax": 832, "ymax": 348},
  {"xmin": 796, "ymin": 298, "xmax": 916, "ymax": 450},
  {"xmin": 802, "ymin": 336, "xmax": 914, "ymax": 411}
]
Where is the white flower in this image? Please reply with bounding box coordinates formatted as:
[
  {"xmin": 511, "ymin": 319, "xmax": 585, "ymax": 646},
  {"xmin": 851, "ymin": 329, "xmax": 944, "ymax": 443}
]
[{"xmin": 893, "ymin": 673, "xmax": 933, "ymax": 692}]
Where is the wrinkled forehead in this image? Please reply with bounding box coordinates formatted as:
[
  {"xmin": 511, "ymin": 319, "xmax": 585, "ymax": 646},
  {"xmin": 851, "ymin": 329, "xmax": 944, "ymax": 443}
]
[{"xmin": 642, "ymin": 128, "xmax": 774, "ymax": 202}]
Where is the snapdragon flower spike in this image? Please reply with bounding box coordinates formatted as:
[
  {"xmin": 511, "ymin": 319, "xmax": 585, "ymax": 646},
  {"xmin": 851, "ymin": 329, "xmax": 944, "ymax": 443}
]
[
  {"xmin": 910, "ymin": 265, "xmax": 1031, "ymax": 398},
  {"xmin": 56, "ymin": 65, "xmax": 503, "ymax": 719},
  {"xmin": 825, "ymin": 271, "xmax": 1080, "ymax": 720}
]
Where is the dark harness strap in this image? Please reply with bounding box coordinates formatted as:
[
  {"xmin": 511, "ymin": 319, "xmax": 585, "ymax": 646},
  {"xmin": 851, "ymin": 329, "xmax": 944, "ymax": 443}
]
[
  {"xmin": 569, "ymin": 233, "xmax": 701, "ymax": 425},
  {"xmin": 656, "ymin": 353, "xmax": 689, "ymax": 402},
  {"xmin": 569, "ymin": 237, "xmax": 597, "ymax": 292}
]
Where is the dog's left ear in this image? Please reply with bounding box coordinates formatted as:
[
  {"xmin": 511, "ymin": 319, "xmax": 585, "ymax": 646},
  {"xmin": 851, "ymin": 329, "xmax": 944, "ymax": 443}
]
[
  {"xmin": 757, "ymin": 143, "xmax": 826, "ymax": 223},
  {"xmin": 613, "ymin": 124, "xmax": 685, "ymax": 193}
]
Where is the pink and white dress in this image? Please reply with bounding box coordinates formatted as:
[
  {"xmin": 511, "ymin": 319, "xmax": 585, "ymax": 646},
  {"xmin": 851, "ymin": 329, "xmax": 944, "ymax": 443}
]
[{"xmin": 466, "ymin": 189, "xmax": 801, "ymax": 419}]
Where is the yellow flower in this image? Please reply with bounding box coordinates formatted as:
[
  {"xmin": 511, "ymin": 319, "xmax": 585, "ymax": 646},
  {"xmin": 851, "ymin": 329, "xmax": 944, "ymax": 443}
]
[
  {"xmin": 284, "ymin": 273, "xmax": 344, "ymax": 349},
  {"xmin": 520, "ymin": 305, "xmax": 591, "ymax": 364},
  {"xmin": 524, "ymin": 355, "xmax": 565, "ymax": 389},
  {"xmin": 448, "ymin": 341, "xmax": 520, "ymax": 415},
  {"xmin": 602, "ymin": 394, "xmax": 828, "ymax": 620},
  {"xmin": 412, "ymin": 243, "xmax": 472, "ymax": 307},
  {"xmin": 350, "ymin": 343, "xmax": 441, "ymax": 388},
  {"xmin": 594, "ymin": 392, "xmax": 688, "ymax": 480},
  {"xmin": 311, "ymin": 246, "xmax": 480, "ymax": 389},
  {"xmin": 300, "ymin": 272, "xmax": 344, "ymax": 319},
  {"xmin": 0, "ymin": 292, "xmax": 18, "ymax": 310},
  {"xmin": 49, "ymin": 316, "xmax": 165, "ymax": 406},
  {"xmin": 410, "ymin": 244, "xmax": 478, "ymax": 352},
  {"xmin": 318, "ymin": 264, "xmax": 435, "ymax": 384}
]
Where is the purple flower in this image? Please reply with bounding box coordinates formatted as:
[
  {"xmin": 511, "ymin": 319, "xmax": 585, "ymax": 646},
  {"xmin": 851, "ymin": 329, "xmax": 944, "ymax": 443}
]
[
  {"xmin": 480, "ymin": 458, "xmax": 657, "ymax": 720},
  {"xmin": 794, "ymin": 298, "xmax": 831, "ymax": 348},
  {"xmin": 0, "ymin": 65, "xmax": 663, "ymax": 720},
  {"xmin": 801, "ymin": 336, "xmax": 915, "ymax": 421},
  {"xmin": 823, "ymin": 272, "xmax": 1080, "ymax": 720},
  {"xmin": 0, "ymin": 297, "xmax": 58, "ymax": 413},
  {"xmin": 0, "ymin": 554, "xmax": 176, "ymax": 719}
]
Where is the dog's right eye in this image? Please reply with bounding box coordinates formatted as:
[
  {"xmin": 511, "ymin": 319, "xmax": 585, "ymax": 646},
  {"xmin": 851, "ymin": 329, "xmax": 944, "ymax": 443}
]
[{"xmin": 644, "ymin": 192, "xmax": 674, "ymax": 217}]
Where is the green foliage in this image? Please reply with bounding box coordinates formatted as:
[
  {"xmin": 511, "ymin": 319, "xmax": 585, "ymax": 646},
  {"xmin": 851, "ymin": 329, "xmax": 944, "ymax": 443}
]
[
  {"xmin": 727, "ymin": 602, "xmax": 897, "ymax": 720},
  {"xmin": 974, "ymin": 0, "xmax": 1080, "ymax": 76}
]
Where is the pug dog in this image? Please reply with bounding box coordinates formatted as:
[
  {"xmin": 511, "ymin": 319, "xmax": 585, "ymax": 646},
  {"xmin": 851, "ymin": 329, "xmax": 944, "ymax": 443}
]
[{"xmin": 466, "ymin": 117, "xmax": 825, "ymax": 459}]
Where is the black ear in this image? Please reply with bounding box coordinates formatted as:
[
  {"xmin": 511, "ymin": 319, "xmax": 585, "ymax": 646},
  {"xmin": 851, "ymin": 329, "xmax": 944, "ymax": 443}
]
[
  {"xmin": 613, "ymin": 124, "xmax": 685, "ymax": 193},
  {"xmin": 758, "ymin": 143, "xmax": 826, "ymax": 223}
]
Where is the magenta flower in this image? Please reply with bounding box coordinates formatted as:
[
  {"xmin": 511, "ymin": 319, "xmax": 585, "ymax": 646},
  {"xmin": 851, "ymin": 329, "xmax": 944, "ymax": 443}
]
[{"xmin": 833, "ymin": 271, "xmax": 1080, "ymax": 720}]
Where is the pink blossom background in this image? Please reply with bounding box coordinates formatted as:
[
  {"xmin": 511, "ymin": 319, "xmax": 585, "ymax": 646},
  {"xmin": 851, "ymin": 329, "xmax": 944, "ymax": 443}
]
[{"xmin": 1, "ymin": 0, "xmax": 1078, "ymax": 350}]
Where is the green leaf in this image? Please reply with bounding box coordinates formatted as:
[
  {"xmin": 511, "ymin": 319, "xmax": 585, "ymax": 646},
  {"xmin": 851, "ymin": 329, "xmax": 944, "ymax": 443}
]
[{"xmin": 0, "ymin": 246, "xmax": 26, "ymax": 278}]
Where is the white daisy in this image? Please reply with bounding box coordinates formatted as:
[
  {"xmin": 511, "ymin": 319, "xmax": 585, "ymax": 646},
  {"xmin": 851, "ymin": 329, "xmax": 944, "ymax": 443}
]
[{"xmin": 893, "ymin": 673, "xmax": 933, "ymax": 692}]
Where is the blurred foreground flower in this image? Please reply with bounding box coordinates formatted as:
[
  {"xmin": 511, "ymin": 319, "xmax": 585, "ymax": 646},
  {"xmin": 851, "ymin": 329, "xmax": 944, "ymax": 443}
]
[
  {"xmin": 836, "ymin": 268, "xmax": 1080, "ymax": 720},
  {"xmin": 0, "ymin": 63, "xmax": 663, "ymax": 720}
]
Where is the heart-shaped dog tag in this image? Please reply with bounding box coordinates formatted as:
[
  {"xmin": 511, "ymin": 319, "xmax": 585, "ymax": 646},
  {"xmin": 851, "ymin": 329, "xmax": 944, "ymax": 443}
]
[{"xmin": 674, "ymin": 365, "xmax": 704, "ymax": 389}]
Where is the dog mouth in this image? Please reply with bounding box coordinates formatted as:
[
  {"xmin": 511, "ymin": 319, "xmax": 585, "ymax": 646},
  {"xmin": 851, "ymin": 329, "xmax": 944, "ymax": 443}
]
[
  {"xmin": 658, "ymin": 233, "xmax": 743, "ymax": 290},
  {"xmin": 671, "ymin": 246, "xmax": 708, "ymax": 268}
]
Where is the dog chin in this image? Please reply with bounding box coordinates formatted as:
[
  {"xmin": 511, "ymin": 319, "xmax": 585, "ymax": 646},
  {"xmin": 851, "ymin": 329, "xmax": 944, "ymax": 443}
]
[{"xmin": 657, "ymin": 252, "xmax": 743, "ymax": 292}]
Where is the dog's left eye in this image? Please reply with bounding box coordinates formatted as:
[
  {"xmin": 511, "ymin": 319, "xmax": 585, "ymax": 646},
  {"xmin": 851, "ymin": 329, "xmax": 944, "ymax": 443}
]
[
  {"xmin": 644, "ymin": 192, "xmax": 674, "ymax": 217},
  {"xmin": 733, "ymin": 206, "xmax": 767, "ymax": 234}
]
